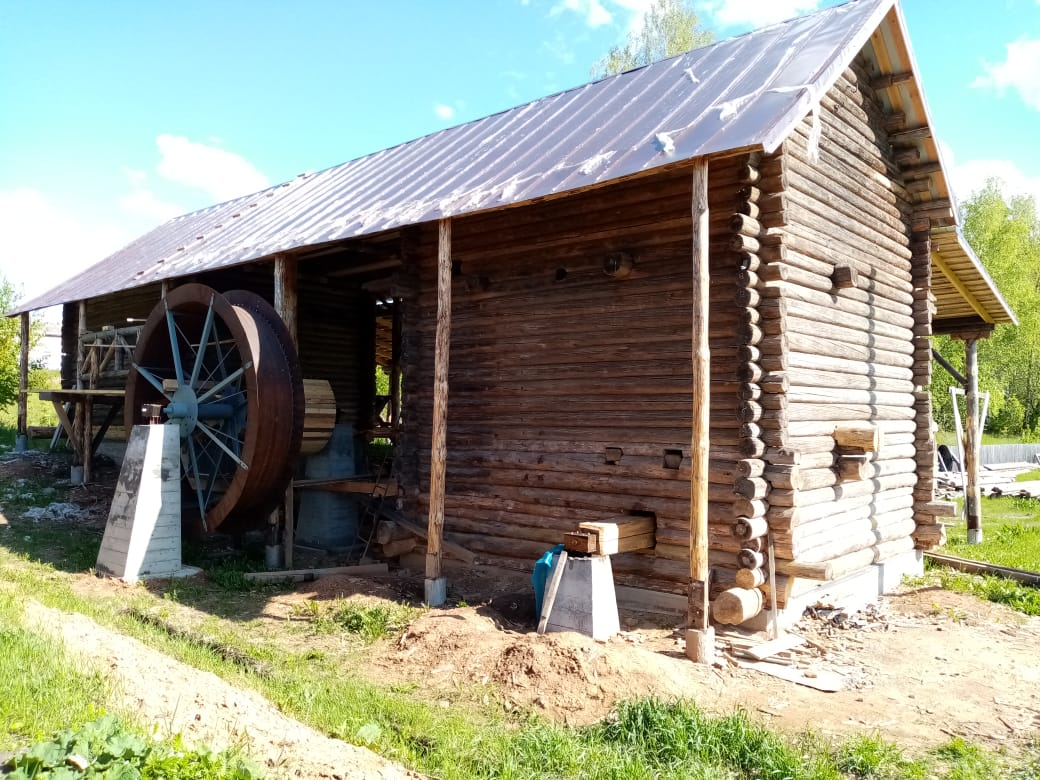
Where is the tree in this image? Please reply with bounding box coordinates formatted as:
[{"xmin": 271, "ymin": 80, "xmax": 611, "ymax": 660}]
[
  {"xmin": 0, "ymin": 276, "xmax": 22, "ymax": 407},
  {"xmin": 932, "ymin": 180, "xmax": 1040, "ymax": 435},
  {"xmin": 592, "ymin": 0, "xmax": 713, "ymax": 78}
]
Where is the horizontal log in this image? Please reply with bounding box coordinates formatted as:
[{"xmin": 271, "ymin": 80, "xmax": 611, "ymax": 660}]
[
  {"xmin": 775, "ymin": 547, "xmax": 876, "ymax": 581},
  {"xmin": 873, "ymin": 536, "xmax": 915, "ymax": 563}
]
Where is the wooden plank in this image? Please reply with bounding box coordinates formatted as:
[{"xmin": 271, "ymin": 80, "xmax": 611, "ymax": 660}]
[
  {"xmin": 735, "ymin": 659, "xmax": 846, "ymax": 691},
  {"xmin": 243, "ymin": 563, "xmax": 389, "ymax": 583},
  {"xmin": 564, "ymin": 531, "xmax": 597, "ymax": 554},
  {"xmin": 926, "ymin": 553, "xmax": 1040, "ymax": 586},
  {"xmin": 578, "ymin": 516, "xmax": 656, "ymax": 542},
  {"xmin": 689, "ymin": 156, "xmax": 710, "ymax": 630},
  {"xmin": 427, "ymin": 218, "xmax": 452, "ymax": 582},
  {"xmin": 292, "ymin": 477, "xmax": 399, "ymax": 497},
  {"xmin": 537, "ymin": 550, "xmax": 568, "ymax": 634},
  {"xmin": 274, "ymin": 254, "xmax": 299, "ymax": 569},
  {"xmin": 392, "ymin": 515, "xmax": 476, "ymax": 565},
  {"xmin": 743, "ymin": 633, "xmax": 805, "ymax": 661}
]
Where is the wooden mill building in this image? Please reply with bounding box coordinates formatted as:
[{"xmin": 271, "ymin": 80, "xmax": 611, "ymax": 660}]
[{"xmin": 10, "ymin": 0, "xmax": 1015, "ymax": 632}]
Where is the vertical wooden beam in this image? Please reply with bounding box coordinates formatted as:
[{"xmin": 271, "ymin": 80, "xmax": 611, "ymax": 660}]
[
  {"xmin": 425, "ymin": 218, "xmax": 452, "ymax": 606},
  {"xmin": 390, "ymin": 301, "xmax": 402, "ymax": 430},
  {"xmin": 273, "ymin": 254, "xmax": 299, "ymax": 569},
  {"xmin": 273, "ymin": 255, "xmax": 299, "ymax": 345},
  {"xmin": 686, "ymin": 158, "xmax": 714, "ymax": 663},
  {"xmin": 964, "ymin": 337, "xmax": 982, "ymax": 543},
  {"xmin": 15, "ymin": 312, "xmax": 29, "ymax": 451}
]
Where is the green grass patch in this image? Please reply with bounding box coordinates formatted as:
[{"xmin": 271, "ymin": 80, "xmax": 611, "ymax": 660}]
[
  {"xmin": 945, "ymin": 496, "xmax": 1040, "ymax": 571},
  {"xmin": 0, "ymin": 393, "xmax": 59, "ymax": 449},
  {"xmin": 289, "ymin": 598, "xmax": 422, "ymax": 641},
  {"xmin": 0, "ymin": 593, "xmax": 107, "ymax": 751},
  {"xmin": 1015, "ymin": 469, "xmax": 1040, "ymax": 482},
  {"xmin": 1, "ymin": 517, "xmax": 1038, "ymax": 778}
]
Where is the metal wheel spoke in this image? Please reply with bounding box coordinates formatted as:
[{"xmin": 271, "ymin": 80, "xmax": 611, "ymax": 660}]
[
  {"xmin": 197, "ymin": 364, "xmax": 250, "ymax": 403},
  {"xmin": 186, "ymin": 436, "xmax": 209, "ymax": 530},
  {"xmin": 196, "ymin": 420, "xmax": 249, "ymax": 471},
  {"xmin": 189, "ymin": 295, "xmax": 217, "ymax": 389},
  {"xmin": 132, "ymin": 364, "xmax": 172, "ymax": 398},
  {"xmin": 203, "ymin": 435, "xmax": 227, "ymax": 511},
  {"xmin": 163, "ymin": 307, "xmax": 185, "ymax": 386}
]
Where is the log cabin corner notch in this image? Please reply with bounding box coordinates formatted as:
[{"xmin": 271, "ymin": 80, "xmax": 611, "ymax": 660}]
[{"xmin": 7, "ymin": 0, "xmax": 1016, "ymax": 645}]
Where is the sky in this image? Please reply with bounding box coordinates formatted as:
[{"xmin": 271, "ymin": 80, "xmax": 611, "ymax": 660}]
[{"xmin": 1, "ymin": 0, "xmax": 1039, "ymax": 314}]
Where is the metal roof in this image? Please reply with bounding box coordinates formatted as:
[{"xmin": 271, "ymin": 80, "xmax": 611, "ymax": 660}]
[{"xmin": 11, "ymin": 0, "xmax": 1014, "ymax": 328}]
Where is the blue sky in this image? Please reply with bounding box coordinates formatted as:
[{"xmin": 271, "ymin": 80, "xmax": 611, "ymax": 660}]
[{"xmin": 1, "ymin": 0, "xmax": 1039, "ymax": 308}]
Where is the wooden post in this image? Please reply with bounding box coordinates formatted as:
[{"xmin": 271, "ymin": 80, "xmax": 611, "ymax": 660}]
[
  {"xmin": 964, "ymin": 337, "xmax": 982, "ymax": 543},
  {"xmin": 425, "ymin": 218, "xmax": 452, "ymax": 607},
  {"xmin": 686, "ymin": 158, "xmax": 714, "ymax": 663},
  {"xmin": 15, "ymin": 312, "xmax": 29, "ymax": 452},
  {"xmin": 274, "ymin": 254, "xmax": 299, "ymax": 568},
  {"xmin": 273, "ymin": 254, "xmax": 299, "ymax": 345}
]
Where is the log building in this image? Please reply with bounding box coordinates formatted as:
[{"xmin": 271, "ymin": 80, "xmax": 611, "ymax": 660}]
[{"xmin": 9, "ymin": 0, "xmax": 1016, "ymax": 630}]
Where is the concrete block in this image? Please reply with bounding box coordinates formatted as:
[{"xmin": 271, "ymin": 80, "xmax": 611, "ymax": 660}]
[
  {"xmin": 96, "ymin": 424, "xmax": 199, "ymax": 583},
  {"xmin": 545, "ymin": 555, "xmax": 620, "ymax": 641},
  {"xmin": 424, "ymin": 577, "xmax": 447, "ymax": 607}
]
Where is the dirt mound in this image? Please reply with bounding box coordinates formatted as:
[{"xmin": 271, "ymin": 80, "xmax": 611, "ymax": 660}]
[{"xmin": 371, "ymin": 606, "xmax": 696, "ymax": 724}]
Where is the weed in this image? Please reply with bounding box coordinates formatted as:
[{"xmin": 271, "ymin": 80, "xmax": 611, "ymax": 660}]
[
  {"xmin": 4, "ymin": 715, "xmax": 263, "ymax": 779},
  {"xmin": 289, "ymin": 597, "xmax": 420, "ymax": 641},
  {"xmin": 835, "ymin": 732, "xmax": 924, "ymax": 778}
]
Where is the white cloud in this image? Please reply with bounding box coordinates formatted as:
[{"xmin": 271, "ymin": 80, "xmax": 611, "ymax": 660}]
[
  {"xmin": 119, "ymin": 188, "xmax": 183, "ymax": 223},
  {"xmin": 155, "ymin": 134, "xmax": 269, "ymax": 202},
  {"xmin": 0, "ymin": 188, "xmax": 130, "ymax": 304},
  {"xmin": 434, "ymin": 104, "xmax": 455, "ymax": 120},
  {"xmin": 552, "ymin": 0, "xmax": 613, "ymax": 27},
  {"xmin": 701, "ymin": 0, "xmax": 821, "ymax": 28},
  {"xmin": 939, "ymin": 139, "xmax": 1040, "ymax": 210},
  {"xmin": 972, "ymin": 39, "xmax": 1040, "ymax": 111}
]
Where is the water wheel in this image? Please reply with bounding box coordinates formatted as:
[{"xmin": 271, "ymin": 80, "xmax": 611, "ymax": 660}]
[{"xmin": 125, "ymin": 284, "xmax": 304, "ymax": 534}]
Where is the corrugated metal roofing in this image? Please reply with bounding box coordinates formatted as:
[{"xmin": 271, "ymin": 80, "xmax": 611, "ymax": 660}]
[{"xmin": 11, "ymin": 0, "xmax": 1014, "ymax": 328}]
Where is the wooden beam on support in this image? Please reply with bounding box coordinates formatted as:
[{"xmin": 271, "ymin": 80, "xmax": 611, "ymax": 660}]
[
  {"xmin": 16, "ymin": 313, "xmax": 29, "ymax": 449},
  {"xmin": 870, "ymin": 71, "xmax": 914, "ymax": 90},
  {"xmin": 274, "ymin": 253, "xmax": 299, "ymax": 569},
  {"xmin": 425, "ymin": 218, "xmax": 452, "ymax": 606},
  {"xmin": 964, "ymin": 338, "xmax": 983, "ymax": 544},
  {"xmin": 931, "ymin": 348, "xmax": 966, "ymax": 387},
  {"xmin": 889, "ymin": 125, "xmax": 933, "ymax": 143},
  {"xmin": 686, "ymin": 157, "xmax": 714, "ymax": 664}
]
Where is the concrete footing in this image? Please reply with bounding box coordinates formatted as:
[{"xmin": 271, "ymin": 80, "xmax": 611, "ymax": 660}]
[
  {"xmin": 424, "ymin": 577, "xmax": 447, "ymax": 607},
  {"xmin": 14, "ymin": 435, "xmax": 27, "ymax": 453},
  {"xmin": 544, "ymin": 555, "xmax": 620, "ymax": 641},
  {"xmin": 96, "ymin": 424, "xmax": 199, "ymax": 584},
  {"xmin": 684, "ymin": 627, "xmax": 716, "ymax": 663}
]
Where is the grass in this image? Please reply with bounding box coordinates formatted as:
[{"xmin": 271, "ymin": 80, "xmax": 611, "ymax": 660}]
[
  {"xmin": 0, "ymin": 450, "xmax": 1038, "ymax": 778},
  {"xmin": 925, "ymin": 495, "xmax": 1040, "ymax": 617},
  {"xmin": 0, "ymin": 592, "xmax": 107, "ymax": 750},
  {"xmin": 945, "ymin": 496, "xmax": 1040, "ymax": 572},
  {"xmin": 0, "ymin": 394, "xmax": 59, "ymax": 449},
  {"xmin": 0, "ymin": 537, "xmax": 1037, "ymax": 780}
]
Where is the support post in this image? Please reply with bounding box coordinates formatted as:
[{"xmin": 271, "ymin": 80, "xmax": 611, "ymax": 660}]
[
  {"xmin": 964, "ymin": 338, "xmax": 982, "ymax": 543},
  {"xmin": 274, "ymin": 254, "xmax": 299, "ymax": 568},
  {"xmin": 425, "ymin": 218, "xmax": 452, "ymax": 606},
  {"xmin": 15, "ymin": 312, "xmax": 29, "ymax": 452},
  {"xmin": 686, "ymin": 158, "xmax": 714, "ymax": 663}
]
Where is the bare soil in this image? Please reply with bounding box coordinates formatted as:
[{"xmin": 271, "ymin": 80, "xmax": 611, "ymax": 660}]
[{"xmin": 3, "ymin": 449, "xmax": 1040, "ymax": 774}]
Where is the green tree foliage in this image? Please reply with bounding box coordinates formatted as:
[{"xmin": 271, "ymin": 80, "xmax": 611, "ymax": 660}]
[
  {"xmin": 0, "ymin": 277, "xmax": 22, "ymax": 407},
  {"xmin": 932, "ymin": 180, "xmax": 1040, "ymax": 436},
  {"xmin": 592, "ymin": 0, "xmax": 713, "ymax": 78}
]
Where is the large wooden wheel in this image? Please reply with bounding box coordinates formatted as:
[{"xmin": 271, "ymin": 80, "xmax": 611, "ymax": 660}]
[{"xmin": 125, "ymin": 284, "xmax": 304, "ymax": 535}]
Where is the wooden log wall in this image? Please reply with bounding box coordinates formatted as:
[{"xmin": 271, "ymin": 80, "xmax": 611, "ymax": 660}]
[
  {"xmin": 908, "ymin": 229, "xmax": 941, "ymax": 549},
  {"xmin": 400, "ymin": 157, "xmax": 776, "ymax": 600},
  {"xmin": 760, "ymin": 61, "xmax": 920, "ymax": 580}
]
